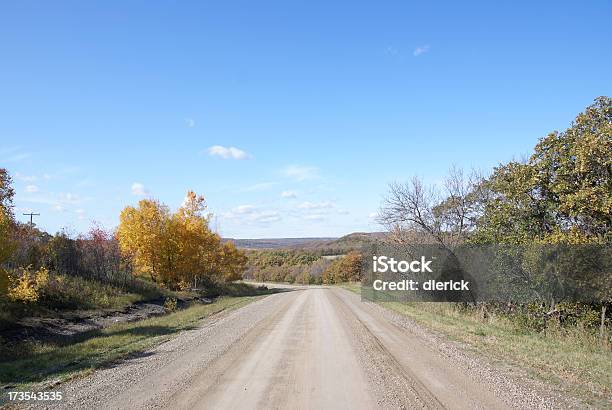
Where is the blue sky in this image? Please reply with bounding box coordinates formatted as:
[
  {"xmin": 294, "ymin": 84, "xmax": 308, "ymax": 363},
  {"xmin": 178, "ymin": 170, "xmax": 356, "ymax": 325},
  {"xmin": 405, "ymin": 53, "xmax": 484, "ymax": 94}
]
[{"xmin": 1, "ymin": 0, "xmax": 610, "ymax": 238}]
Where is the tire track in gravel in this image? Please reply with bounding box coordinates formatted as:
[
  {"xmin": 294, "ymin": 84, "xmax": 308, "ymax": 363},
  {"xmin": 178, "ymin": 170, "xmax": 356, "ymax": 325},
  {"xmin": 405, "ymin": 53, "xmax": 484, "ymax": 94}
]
[{"xmin": 327, "ymin": 288, "xmax": 445, "ymax": 409}]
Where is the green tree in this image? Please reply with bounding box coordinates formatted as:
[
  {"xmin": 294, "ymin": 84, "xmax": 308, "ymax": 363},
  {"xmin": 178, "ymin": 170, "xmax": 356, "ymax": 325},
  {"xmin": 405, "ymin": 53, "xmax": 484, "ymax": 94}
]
[
  {"xmin": 46, "ymin": 231, "xmax": 80, "ymax": 276},
  {"xmin": 475, "ymin": 97, "xmax": 611, "ymax": 245}
]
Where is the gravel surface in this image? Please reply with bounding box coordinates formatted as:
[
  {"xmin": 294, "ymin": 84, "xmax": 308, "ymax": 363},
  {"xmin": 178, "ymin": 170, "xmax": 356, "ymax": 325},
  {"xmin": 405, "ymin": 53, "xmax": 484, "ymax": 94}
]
[
  {"xmin": 333, "ymin": 289, "xmax": 584, "ymax": 410},
  {"xmin": 21, "ymin": 287, "xmax": 584, "ymax": 410}
]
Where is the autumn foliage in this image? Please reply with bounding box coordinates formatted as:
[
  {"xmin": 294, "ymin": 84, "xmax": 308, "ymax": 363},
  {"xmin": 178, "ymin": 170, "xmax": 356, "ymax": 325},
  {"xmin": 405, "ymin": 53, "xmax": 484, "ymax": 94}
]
[
  {"xmin": 117, "ymin": 191, "xmax": 247, "ymax": 288},
  {"xmin": 321, "ymin": 251, "xmax": 363, "ymax": 284},
  {"xmin": 0, "ymin": 169, "xmax": 16, "ymax": 297}
]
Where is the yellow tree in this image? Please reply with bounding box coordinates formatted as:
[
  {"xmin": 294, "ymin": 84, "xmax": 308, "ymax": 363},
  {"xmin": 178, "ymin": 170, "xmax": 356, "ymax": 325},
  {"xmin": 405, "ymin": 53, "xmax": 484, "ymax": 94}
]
[
  {"xmin": 0, "ymin": 169, "xmax": 16, "ymax": 296},
  {"xmin": 217, "ymin": 241, "xmax": 248, "ymax": 282},
  {"xmin": 173, "ymin": 191, "xmax": 222, "ymax": 287},
  {"xmin": 117, "ymin": 199, "xmax": 177, "ymax": 284},
  {"xmin": 117, "ymin": 191, "xmax": 249, "ymax": 289}
]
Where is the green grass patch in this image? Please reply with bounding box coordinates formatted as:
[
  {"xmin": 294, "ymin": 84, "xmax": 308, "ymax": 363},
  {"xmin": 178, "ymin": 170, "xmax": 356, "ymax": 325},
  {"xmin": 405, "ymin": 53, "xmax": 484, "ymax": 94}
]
[
  {"xmin": 0, "ymin": 295, "xmax": 262, "ymax": 394},
  {"xmin": 337, "ymin": 282, "xmax": 361, "ymax": 294}
]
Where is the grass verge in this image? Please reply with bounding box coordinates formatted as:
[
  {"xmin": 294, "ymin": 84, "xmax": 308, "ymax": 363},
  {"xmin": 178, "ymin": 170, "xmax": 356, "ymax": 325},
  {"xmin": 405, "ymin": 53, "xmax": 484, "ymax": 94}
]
[
  {"xmin": 0, "ymin": 295, "xmax": 262, "ymax": 396},
  {"xmin": 0, "ymin": 273, "xmax": 185, "ymax": 331},
  {"xmin": 339, "ymin": 283, "xmax": 611, "ymax": 408}
]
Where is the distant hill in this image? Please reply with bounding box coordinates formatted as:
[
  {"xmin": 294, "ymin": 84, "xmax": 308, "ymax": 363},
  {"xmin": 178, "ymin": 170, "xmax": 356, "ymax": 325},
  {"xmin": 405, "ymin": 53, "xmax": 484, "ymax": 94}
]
[
  {"xmin": 300, "ymin": 232, "xmax": 386, "ymax": 253},
  {"xmin": 225, "ymin": 232, "xmax": 385, "ymax": 252},
  {"xmin": 224, "ymin": 237, "xmax": 336, "ymax": 250}
]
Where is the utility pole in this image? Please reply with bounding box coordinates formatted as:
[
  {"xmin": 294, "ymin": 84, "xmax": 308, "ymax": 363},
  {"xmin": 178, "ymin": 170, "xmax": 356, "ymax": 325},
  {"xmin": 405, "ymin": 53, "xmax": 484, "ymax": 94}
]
[{"xmin": 23, "ymin": 212, "xmax": 40, "ymax": 227}]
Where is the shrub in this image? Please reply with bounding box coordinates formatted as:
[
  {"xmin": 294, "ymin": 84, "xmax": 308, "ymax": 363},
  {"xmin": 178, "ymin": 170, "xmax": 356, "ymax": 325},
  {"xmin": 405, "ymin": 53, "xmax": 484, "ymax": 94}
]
[
  {"xmin": 7, "ymin": 266, "xmax": 49, "ymax": 303},
  {"xmin": 0, "ymin": 268, "xmax": 10, "ymax": 297},
  {"xmin": 300, "ymin": 272, "xmax": 312, "ymax": 285},
  {"xmin": 164, "ymin": 297, "xmax": 178, "ymax": 312}
]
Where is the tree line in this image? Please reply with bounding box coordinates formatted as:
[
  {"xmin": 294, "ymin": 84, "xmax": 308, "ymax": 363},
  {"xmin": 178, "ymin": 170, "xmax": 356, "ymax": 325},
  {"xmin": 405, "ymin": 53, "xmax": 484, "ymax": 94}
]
[
  {"xmin": 380, "ymin": 97, "xmax": 610, "ymax": 248},
  {"xmin": 0, "ymin": 180, "xmax": 248, "ymax": 307},
  {"xmin": 378, "ymin": 96, "xmax": 611, "ymax": 335},
  {"xmin": 246, "ymin": 249, "xmax": 363, "ymax": 285}
]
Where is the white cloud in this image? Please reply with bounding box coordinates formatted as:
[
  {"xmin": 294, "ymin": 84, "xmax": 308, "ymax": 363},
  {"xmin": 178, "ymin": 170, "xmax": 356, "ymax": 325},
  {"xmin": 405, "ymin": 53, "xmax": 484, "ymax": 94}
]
[
  {"xmin": 207, "ymin": 145, "xmax": 250, "ymax": 160},
  {"xmin": 75, "ymin": 179, "xmax": 94, "ymax": 188},
  {"xmin": 223, "ymin": 205, "xmax": 255, "ymax": 219},
  {"xmin": 3, "ymin": 153, "xmax": 30, "ymax": 162},
  {"xmin": 131, "ymin": 182, "xmax": 148, "ymax": 196},
  {"xmin": 0, "ymin": 147, "xmax": 30, "ymax": 163},
  {"xmin": 18, "ymin": 191, "xmax": 91, "ymax": 218},
  {"xmin": 281, "ymin": 190, "xmax": 297, "ymax": 199},
  {"xmin": 283, "ymin": 165, "xmax": 319, "ymax": 181},
  {"xmin": 413, "ymin": 45, "xmax": 430, "ymax": 57},
  {"xmin": 0, "ymin": 147, "xmax": 19, "ymax": 155},
  {"xmin": 223, "ymin": 205, "xmax": 281, "ymax": 225},
  {"xmin": 369, "ymin": 212, "xmax": 378, "ymax": 219},
  {"xmin": 243, "ymin": 182, "xmax": 276, "ymax": 192},
  {"xmin": 252, "ymin": 211, "xmax": 281, "ymax": 223},
  {"xmin": 75, "ymin": 209, "xmax": 86, "ymax": 220},
  {"xmin": 58, "ymin": 192, "xmax": 81, "ymax": 204},
  {"xmin": 385, "ymin": 45, "xmax": 399, "ymax": 56},
  {"xmin": 15, "ymin": 172, "xmax": 37, "ymax": 182},
  {"xmin": 297, "ymin": 201, "xmax": 334, "ymax": 210},
  {"xmin": 303, "ymin": 213, "xmax": 326, "ymax": 221},
  {"xmin": 185, "ymin": 118, "xmax": 196, "ymax": 128},
  {"xmin": 234, "ymin": 204, "xmax": 256, "ymax": 214},
  {"xmin": 25, "ymin": 184, "xmax": 39, "ymax": 193}
]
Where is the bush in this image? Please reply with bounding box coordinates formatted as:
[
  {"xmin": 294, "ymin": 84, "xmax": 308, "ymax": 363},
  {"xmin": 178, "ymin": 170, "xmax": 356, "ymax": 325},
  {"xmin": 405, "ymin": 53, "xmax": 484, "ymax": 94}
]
[
  {"xmin": 40, "ymin": 273, "xmax": 125, "ymax": 309},
  {"xmin": 164, "ymin": 297, "xmax": 178, "ymax": 312},
  {"xmin": 0, "ymin": 268, "xmax": 10, "ymax": 297},
  {"xmin": 7, "ymin": 266, "xmax": 48, "ymax": 303},
  {"xmin": 299, "ymin": 272, "xmax": 312, "ymax": 285}
]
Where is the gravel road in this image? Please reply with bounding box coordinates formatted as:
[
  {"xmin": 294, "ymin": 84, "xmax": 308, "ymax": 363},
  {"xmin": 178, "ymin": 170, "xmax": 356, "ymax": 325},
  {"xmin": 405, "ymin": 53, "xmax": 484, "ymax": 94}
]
[{"xmin": 27, "ymin": 287, "xmax": 580, "ymax": 410}]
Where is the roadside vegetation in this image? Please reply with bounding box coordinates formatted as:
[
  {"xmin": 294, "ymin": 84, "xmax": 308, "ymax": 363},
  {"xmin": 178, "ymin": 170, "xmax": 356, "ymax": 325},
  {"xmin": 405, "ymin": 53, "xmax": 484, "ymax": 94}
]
[
  {"xmin": 0, "ymin": 185, "xmax": 250, "ymax": 321},
  {"xmin": 386, "ymin": 301, "xmax": 611, "ymax": 407},
  {"xmin": 362, "ymin": 97, "xmax": 611, "ymax": 407},
  {"xmin": 376, "ymin": 97, "xmax": 610, "ymax": 341},
  {"xmin": 0, "ymin": 178, "xmax": 259, "ymax": 386},
  {"xmin": 0, "ymin": 295, "xmax": 263, "ymax": 395}
]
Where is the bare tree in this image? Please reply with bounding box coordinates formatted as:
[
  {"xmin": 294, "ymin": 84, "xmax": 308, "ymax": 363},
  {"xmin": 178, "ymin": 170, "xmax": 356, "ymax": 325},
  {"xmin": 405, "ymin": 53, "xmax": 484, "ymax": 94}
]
[{"xmin": 378, "ymin": 167, "xmax": 487, "ymax": 250}]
